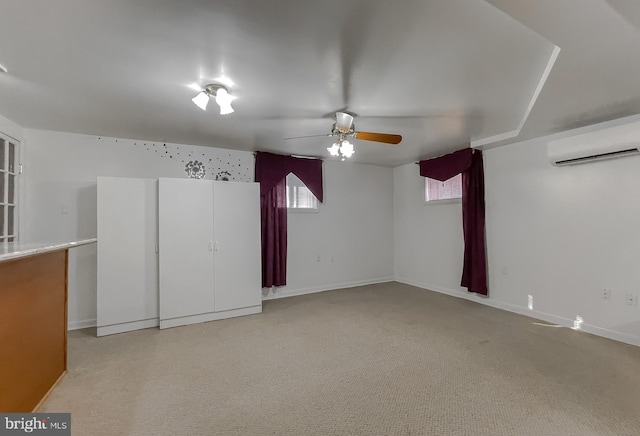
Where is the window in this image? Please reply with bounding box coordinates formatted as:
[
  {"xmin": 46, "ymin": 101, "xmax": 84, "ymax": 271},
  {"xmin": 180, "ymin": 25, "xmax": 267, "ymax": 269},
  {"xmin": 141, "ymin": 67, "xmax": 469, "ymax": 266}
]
[
  {"xmin": 286, "ymin": 173, "xmax": 319, "ymax": 210},
  {"xmin": 425, "ymin": 174, "xmax": 462, "ymax": 203},
  {"xmin": 0, "ymin": 134, "xmax": 19, "ymax": 242}
]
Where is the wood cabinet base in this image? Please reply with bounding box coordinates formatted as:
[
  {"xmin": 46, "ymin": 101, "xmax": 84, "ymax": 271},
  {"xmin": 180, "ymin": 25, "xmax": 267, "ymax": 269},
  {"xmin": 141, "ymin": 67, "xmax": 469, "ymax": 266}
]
[{"xmin": 0, "ymin": 251, "xmax": 68, "ymax": 412}]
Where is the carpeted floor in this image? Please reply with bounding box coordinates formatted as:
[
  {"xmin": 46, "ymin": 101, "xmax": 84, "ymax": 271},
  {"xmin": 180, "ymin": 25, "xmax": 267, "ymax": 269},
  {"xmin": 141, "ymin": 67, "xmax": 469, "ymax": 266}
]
[{"xmin": 40, "ymin": 282, "xmax": 640, "ymax": 435}]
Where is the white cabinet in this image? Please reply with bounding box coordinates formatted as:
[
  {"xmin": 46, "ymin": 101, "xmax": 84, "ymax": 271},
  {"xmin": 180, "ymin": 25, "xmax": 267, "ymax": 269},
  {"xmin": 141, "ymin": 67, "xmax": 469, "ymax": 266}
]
[
  {"xmin": 97, "ymin": 177, "xmax": 159, "ymax": 336},
  {"xmin": 158, "ymin": 178, "xmax": 262, "ymax": 328},
  {"xmin": 97, "ymin": 177, "xmax": 262, "ymax": 335},
  {"xmin": 158, "ymin": 178, "xmax": 215, "ymax": 324},
  {"xmin": 213, "ymin": 181, "xmax": 262, "ymax": 312}
]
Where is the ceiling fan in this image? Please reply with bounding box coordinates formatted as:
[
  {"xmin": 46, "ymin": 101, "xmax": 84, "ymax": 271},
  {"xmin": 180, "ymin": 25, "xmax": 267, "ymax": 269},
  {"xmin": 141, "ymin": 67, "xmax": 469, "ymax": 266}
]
[{"xmin": 285, "ymin": 112, "xmax": 402, "ymax": 160}]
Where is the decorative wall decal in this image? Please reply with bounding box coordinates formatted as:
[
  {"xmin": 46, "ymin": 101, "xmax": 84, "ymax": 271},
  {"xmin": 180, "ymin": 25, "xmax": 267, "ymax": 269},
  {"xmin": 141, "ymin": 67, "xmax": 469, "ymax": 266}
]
[
  {"xmin": 215, "ymin": 170, "xmax": 231, "ymax": 181},
  {"xmin": 99, "ymin": 135, "xmax": 254, "ymax": 181},
  {"xmin": 185, "ymin": 160, "xmax": 206, "ymax": 179}
]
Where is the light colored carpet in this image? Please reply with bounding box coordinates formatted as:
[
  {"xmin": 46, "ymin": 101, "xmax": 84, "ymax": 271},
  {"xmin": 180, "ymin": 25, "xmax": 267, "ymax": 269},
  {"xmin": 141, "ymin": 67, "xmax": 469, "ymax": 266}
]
[{"xmin": 40, "ymin": 282, "xmax": 640, "ymax": 435}]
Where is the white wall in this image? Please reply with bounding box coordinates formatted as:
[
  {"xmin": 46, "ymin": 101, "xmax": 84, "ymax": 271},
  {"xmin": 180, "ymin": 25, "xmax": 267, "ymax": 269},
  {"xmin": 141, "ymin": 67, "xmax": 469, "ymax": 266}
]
[
  {"xmin": 0, "ymin": 113, "xmax": 23, "ymax": 143},
  {"xmin": 20, "ymin": 129, "xmax": 394, "ymax": 327},
  {"xmin": 394, "ymin": 119, "xmax": 640, "ymax": 346},
  {"xmin": 11, "ymin": 116, "xmax": 640, "ymax": 346},
  {"xmin": 484, "ymin": 131, "xmax": 640, "ymax": 346},
  {"xmin": 22, "ymin": 129, "xmax": 254, "ymax": 329},
  {"xmin": 267, "ymin": 161, "xmax": 395, "ymax": 299},
  {"xmin": 393, "ymin": 163, "xmax": 465, "ymax": 294}
]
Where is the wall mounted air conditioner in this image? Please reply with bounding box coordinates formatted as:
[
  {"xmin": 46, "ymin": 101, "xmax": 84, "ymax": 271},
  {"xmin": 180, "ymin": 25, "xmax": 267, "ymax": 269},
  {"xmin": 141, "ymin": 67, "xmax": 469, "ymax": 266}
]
[{"xmin": 547, "ymin": 119, "xmax": 640, "ymax": 166}]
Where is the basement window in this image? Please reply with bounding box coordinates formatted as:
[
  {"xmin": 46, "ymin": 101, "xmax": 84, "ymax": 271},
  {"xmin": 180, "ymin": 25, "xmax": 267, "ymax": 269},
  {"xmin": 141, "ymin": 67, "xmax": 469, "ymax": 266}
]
[
  {"xmin": 286, "ymin": 173, "xmax": 319, "ymax": 211},
  {"xmin": 0, "ymin": 133, "xmax": 19, "ymax": 242},
  {"xmin": 425, "ymin": 174, "xmax": 462, "ymax": 203}
]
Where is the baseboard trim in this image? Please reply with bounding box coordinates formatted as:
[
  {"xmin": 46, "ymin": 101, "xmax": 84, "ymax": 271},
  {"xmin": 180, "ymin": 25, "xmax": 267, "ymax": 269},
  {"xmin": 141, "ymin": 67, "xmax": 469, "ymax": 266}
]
[
  {"xmin": 579, "ymin": 322, "xmax": 640, "ymax": 348},
  {"xmin": 396, "ymin": 277, "xmax": 640, "ymax": 348},
  {"xmin": 97, "ymin": 318, "xmax": 159, "ymax": 337},
  {"xmin": 68, "ymin": 318, "xmax": 96, "ymax": 330},
  {"xmin": 262, "ymin": 277, "xmax": 394, "ymax": 301},
  {"xmin": 159, "ymin": 305, "xmax": 262, "ymax": 329},
  {"xmin": 33, "ymin": 371, "xmax": 66, "ymax": 412}
]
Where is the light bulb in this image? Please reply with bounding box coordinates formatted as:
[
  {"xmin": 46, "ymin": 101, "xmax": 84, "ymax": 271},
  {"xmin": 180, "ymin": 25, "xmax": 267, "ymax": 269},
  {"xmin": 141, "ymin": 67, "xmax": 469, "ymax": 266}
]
[
  {"xmin": 215, "ymin": 88, "xmax": 234, "ymax": 115},
  {"xmin": 218, "ymin": 103, "xmax": 234, "ymax": 115},
  {"xmin": 192, "ymin": 91, "xmax": 210, "ymax": 110},
  {"xmin": 340, "ymin": 140, "xmax": 354, "ymax": 158},
  {"xmin": 327, "ymin": 143, "xmax": 340, "ymax": 156}
]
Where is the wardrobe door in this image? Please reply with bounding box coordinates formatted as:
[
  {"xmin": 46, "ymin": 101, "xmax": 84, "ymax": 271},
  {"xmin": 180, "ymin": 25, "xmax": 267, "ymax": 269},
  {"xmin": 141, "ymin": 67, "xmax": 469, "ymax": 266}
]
[
  {"xmin": 213, "ymin": 181, "xmax": 262, "ymax": 312},
  {"xmin": 97, "ymin": 177, "xmax": 158, "ymax": 336},
  {"xmin": 158, "ymin": 178, "xmax": 215, "ymax": 328}
]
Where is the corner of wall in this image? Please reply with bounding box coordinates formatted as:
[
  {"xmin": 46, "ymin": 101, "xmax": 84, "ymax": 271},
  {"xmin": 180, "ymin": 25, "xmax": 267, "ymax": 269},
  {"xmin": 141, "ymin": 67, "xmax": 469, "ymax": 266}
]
[{"xmin": 0, "ymin": 113, "xmax": 23, "ymax": 143}]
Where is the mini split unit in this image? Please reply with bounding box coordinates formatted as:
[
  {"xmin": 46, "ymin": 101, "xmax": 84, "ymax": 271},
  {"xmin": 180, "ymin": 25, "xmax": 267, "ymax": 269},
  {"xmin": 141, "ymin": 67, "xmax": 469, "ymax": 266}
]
[{"xmin": 547, "ymin": 118, "xmax": 640, "ymax": 166}]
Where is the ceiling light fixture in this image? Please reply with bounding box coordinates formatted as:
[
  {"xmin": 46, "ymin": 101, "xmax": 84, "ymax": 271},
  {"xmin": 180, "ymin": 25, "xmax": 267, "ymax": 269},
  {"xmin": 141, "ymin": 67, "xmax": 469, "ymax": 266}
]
[
  {"xmin": 327, "ymin": 135, "xmax": 355, "ymax": 161},
  {"xmin": 191, "ymin": 84, "xmax": 234, "ymax": 115}
]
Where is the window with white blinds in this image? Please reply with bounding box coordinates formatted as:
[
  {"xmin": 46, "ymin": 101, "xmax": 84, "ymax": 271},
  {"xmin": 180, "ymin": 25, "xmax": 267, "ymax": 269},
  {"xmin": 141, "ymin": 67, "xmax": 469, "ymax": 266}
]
[
  {"xmin": 286, "ymin": 173, "xmax": 319, "ymax": 211},
  {"xmin": 425, "ymin": 174, "xmax": 462, "ymax": 203},
  {"xmin": 0, "ymin": 134, "xmax": 18, "ymax": 242}
]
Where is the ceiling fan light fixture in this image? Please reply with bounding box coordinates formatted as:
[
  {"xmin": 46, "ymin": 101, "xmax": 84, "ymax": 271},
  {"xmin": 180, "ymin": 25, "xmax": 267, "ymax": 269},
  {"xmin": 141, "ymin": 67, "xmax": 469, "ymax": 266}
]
[
  {"xmin": 335, "ymin": 112, "xmax": 354, "ymax": 133},
  {"xmin": 296, "ymin": 111, "xmax": 400, "ymax": 161},
  {"xmin": 327, "ymin": 139, "xmax": 354, "ymax": 160}
]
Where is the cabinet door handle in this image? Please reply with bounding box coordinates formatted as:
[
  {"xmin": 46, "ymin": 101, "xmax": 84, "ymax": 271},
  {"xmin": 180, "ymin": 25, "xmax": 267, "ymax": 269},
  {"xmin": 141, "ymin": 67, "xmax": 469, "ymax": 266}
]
[
  {"xmin": 208, "ymin": 241, "xmax": 213, "ymax": 252},
  {"xmin": 214, "ymin": 241, "xmax": 219, "ymax": 252}
]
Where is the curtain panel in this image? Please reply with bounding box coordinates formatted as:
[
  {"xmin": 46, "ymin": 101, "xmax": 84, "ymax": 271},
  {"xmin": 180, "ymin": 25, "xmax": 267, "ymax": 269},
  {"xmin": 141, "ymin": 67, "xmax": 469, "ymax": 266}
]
[
  {"xmin": 255, "ymin": 152, "xmax": 323, "ymax": 202},
  {"xmin": 255, "ymin": 152, "xmax": 324, "ymax": 288},
  {"xmin": 259, "ymin": 178, "xmax": 287, "ymax": 288},
  {"xmin": 418, "ymin": 148, "xmax": 472, "ymax": 181},
  {"xmin": 419, "ymin": 148, "xmax": 488, "ymax": 295}
]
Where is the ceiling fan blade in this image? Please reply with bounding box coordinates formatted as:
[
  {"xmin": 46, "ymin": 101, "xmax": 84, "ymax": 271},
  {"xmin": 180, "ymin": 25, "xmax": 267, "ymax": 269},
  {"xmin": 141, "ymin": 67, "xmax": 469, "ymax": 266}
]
[
  {"xmin": 284, "ymin": 134, "xmax": 333, "ymax": 140},
  {"xmin": 354, "ymin": 131, "xmax": 402, "ymax": 145}
]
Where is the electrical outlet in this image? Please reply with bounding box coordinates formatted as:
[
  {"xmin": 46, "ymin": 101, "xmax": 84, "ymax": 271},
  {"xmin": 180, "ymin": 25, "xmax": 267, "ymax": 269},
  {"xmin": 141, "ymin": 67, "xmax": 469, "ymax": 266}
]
[
  {"xmin": 625, "ymin": 293, "xmax": 638, "ymax": 306},
  {"xmin": 602, "ymin": 288, "xmax": 612, "ymax": 301}
]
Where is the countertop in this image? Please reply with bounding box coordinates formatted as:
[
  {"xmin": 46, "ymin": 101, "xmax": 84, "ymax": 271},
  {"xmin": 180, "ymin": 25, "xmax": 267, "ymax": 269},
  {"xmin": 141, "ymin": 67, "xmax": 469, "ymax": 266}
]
[{"xmin": 0, "ymin": 238, "xmax": 97, "ymax": 262}]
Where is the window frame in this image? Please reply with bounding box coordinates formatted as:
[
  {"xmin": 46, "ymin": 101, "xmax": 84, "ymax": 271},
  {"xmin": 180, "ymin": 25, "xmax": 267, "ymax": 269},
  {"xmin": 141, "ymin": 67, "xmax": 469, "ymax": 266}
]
[
  {"xmin": 424, "ymin": 173, "xmax": 462, "ymax": 205},
  {"xmin": 285, "ymin": 173, "xmax": 320, "ymax": 213},
  {"xmin": 0, "ymin": 132, "xmax": 19, "ymax": 242}
]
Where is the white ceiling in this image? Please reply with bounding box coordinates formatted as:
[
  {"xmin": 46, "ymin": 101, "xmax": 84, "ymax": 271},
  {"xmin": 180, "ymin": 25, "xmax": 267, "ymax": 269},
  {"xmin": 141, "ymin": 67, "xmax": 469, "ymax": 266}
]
[{"xmin": 1, "ymin": 0, "xmax": 639, "ymax": 166}]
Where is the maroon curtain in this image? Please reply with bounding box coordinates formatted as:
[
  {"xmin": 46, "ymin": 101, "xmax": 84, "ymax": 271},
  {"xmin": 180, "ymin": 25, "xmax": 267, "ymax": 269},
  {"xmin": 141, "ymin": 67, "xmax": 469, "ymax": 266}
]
[
  {"xmin": 461, "ymin": 151, "xmax": 487, "ymax": 295},
  {"xmin": 260, "ymin": 178, "xmax": 287, "ymax": 288},
  {"xmin": 419, "ymin": 148, "xmax": 472, "ymax": 181},
  {"xmin": 255, "ymin": 151, "xmax": 323, "ymax": 288},
  {"xmin": 255, "ymin": 152, "xmax": 323, "ymax": 202},
  {"xmin": 419, "ymin": 148, "xmax": 488, "ymax": 295}
]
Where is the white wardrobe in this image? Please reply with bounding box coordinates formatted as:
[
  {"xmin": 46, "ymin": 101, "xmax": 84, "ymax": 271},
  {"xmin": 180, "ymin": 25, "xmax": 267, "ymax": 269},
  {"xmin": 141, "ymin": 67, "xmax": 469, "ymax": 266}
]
[{"xmin": 97, "ymin": 177, "xmax": 262, "ymax": 336}]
